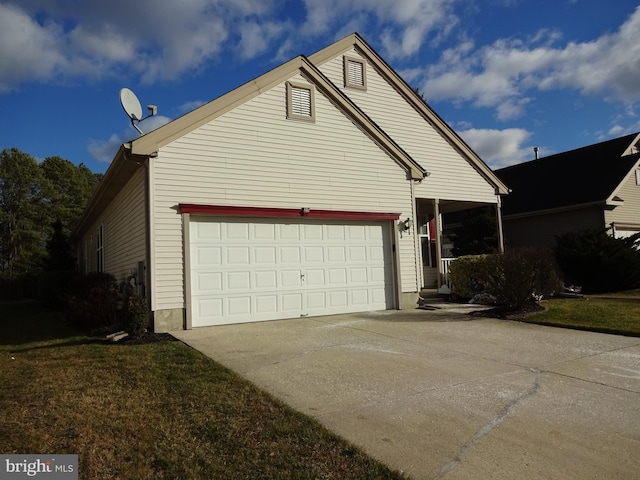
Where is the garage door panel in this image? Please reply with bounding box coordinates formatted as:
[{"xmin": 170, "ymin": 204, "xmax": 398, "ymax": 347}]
[
  {"xmin": 280, "ymin": 246, "xmax": 301, "ymax": 263},
  {"xmin": 303, "ymin": 246, "xmax": 324, "ymax": 262},
  {"xmin": 227, "ymin": 271, "xmax": 251, "ymax": 290},
  {"xmin": 227, "ymin": 296, "xmax": 251, "ymax": 315},
  {"xmin": 195, "ymin": 246, "xmax": 222, "ymax": 265},
  {"xmin": 281, "ymin": 270, "xmax": 303, "ymax": 287},
  {"xmin": 227, "ymin": 223, "xmax": 250, "ymax": 239},
  {"xmin": 347, "ymin": 225, "xmax": 366, "ymax": 240},
  {"xmin": 255, "ymin": 246, "xmax": 276, "ymax": 264},
  {"xmin": 327, "ymin": 225, "xmax": 345, "ymax": 239},
  {"xmin": 350, "ymin": 268, "xmax": 368, "ymax": 283},
  {"xmin": 328, "ymin": 268, "xmax": 347, "ymax": 285},
  {"xmin": 351, "ymin": 289, "xmax": 369, "ymax": 305},
  {"xmin": 348, "ymin": 245, "xmax": 367, "ymax": 261},
  {"xmin": 254, "ymin": 223, "xmax": 276, "ymax": 239},
  {"xmin": 328, "ymin": 290, "xmax": 348, "ymax": 307},
  {"xmin": 227, "ymin": 247, "xmax": 250, "ymax": 264},
  {"xmin": 196, "ymin": 222, "xmax": 221, "ymax": 239},
  {"xmin": 303, "ymin": 224, "xmax": 323, "ymax": 240},
  {"xmin": 255, "ymin": 270, "xmax": 278, "ymax": 289},
  {"xmin": 255, "ymin": 295, "xmax": 278, "ymax": 314},
  {"xmin": 282, "ymin": 293, "xmax": 303, "ymax": 311},
  {"xmin": 194, "ymin": 272, "xmax": 223, "ymax": 293},
  {"xmin": 280, "ymin": 224, "xmax": 301, "ymax": 239},
  {"xmin": 305, "ymin": 269, "xmax": 325, "ymax": 286},
  {"xmin": 306, "ymin": 291, "xmax": 326, "ymax": 309},
  {"xmin": 190, "ymin": 217, "xmax": 394, "ymax": 327},
  {"xmin": 327, "ymin": 246, "xmax": 346, "ymax": 262}
]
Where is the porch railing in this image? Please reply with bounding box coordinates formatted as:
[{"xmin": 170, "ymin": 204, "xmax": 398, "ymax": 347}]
[{"xmin": 439, "ymin": 257, "xmax": 455, "ymax": 291}]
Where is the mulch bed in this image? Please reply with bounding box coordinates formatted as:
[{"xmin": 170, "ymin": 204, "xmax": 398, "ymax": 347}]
[
  {"xmin": 118, "ymin": 332, "xmax": 179, "ymax": 345},
  {"xmin": 470, "ymin": 303, "xmax": 546, "ymax": 320}
]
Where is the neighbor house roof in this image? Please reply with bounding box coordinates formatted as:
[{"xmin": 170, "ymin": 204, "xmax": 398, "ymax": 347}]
[{"xmin": 495, "ymin": 133, "xmax": 640, "ymax": 217}]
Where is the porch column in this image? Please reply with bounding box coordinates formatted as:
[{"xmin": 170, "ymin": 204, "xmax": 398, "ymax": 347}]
[
  {"xmin": 433, "ymin": 198, "xmax": 443, "ymax": 288},
  {"xmin": 496, "ymin": 198, "xmax": 505, "ymax": 254}
]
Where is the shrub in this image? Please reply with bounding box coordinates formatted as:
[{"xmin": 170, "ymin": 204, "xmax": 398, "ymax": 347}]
[
  {"xmin": 555, "ymin": 229, "xmax": 640, "ymax": 293},
  {"xmin": 66, "ymin": 272, "xmax": 122, "ymax": 333},
  {"xmin": 450, "ymin": 248, "xmax": 560, "ymax": 310},
  {"xmin": 484, "ymin": 247, "xmax": 560, "ymax": 310},
  {"xmin": 449, "ymin": 255, "xmax": 491, "ymax": 299},
  {"xmin": 124, "ymin": 293, "xmax": 149, "ymax": 338}
]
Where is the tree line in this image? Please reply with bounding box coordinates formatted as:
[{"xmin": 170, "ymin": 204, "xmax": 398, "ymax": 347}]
[{"xmin": 0, "ymin": 148, "xmax": 102, "ymax": 282}]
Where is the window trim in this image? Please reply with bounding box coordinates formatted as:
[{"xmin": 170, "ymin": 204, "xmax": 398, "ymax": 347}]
[
  {"xmin": 344, "ymin": 55, "xmax": 367, "ymax": 90},
  {"xmin": 636, "ymin": 167, "xmax": 640, "ymax": 186},
  {"xmin": 286, "ymin": 82, "xmax": 315, "ymax": 122}
]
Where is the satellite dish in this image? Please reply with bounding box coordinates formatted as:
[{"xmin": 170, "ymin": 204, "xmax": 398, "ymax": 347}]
[
  {"xmin": 119, "ymin": 87, "xmax": 158, "ymax": 135},
  {"xmin": 120, "ymin": 88, "xmax": 143, "ymax": 121}
]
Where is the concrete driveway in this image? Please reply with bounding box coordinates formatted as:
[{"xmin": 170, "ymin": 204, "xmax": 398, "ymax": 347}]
[{"xmin": 173, "ymin": 307, "xmax": 640, "ymax": 480}]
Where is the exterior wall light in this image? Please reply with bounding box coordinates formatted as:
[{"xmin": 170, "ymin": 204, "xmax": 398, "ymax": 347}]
[{"xmin": 401, "ymin": 217, "xmax": 413, "ymax": 234}]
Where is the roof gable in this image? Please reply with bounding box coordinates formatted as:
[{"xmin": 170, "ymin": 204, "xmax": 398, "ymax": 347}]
[
  {"xmin": 495, "ymin": 133, "xmax": 640, "ymax": 216},
  {"xmin": 309, "ymin": 33, "xmax": 509, "ymax": 195},
  {"xmin": 128, "ymin": 55, "xmax": 425, "ymax": 180}
]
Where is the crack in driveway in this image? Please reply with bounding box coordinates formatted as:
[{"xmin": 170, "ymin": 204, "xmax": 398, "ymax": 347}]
[{"xmin": 434, "ymin": 368, "xmax": 541, "ymax": 479}]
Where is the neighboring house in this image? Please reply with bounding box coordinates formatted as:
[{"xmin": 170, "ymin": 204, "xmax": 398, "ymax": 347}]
[
  {"xmin": 71, "ymin": 33, "xmax": 508, "ymax": 331},
  {"xmin": 495, "ymin": 133, "xmax": 640, "ymax": 249}
]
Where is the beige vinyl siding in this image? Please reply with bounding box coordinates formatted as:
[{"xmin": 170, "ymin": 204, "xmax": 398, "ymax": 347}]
[
  {"xmin": 150, "ymin": 75, "xmax": 416, "ymax": 311},
  {"xmin": 606, "ymin": 166, "xmax": 640, "ymax": 226},
  {"xmin": 319, "ymin": 49, "xmax": 497, "ymax": 203},
  {"xmin": 81, "ymin": 168, "xmax": 147, "ymax": 285}
]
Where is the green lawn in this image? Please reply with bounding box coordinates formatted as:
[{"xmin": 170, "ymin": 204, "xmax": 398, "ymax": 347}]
[
  {"xmin": 0, "ymin": 301, "xmax": 408, "ymax": 480},
  {"xmin": 525, "ymin": 289, "xmax": 640, "ymax": 336}
]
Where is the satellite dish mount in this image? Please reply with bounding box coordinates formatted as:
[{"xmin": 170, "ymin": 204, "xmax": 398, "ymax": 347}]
[{"xmin": 119, "ymin": 88, "xmax": 157, "ymax": 135}]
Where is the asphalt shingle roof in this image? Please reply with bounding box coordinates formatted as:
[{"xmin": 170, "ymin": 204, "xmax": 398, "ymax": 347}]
[{"xmin": 495, "ymin": 133, "xmax": 640, "ymax": 216}]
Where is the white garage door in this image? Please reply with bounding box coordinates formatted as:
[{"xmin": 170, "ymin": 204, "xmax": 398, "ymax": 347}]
[{"xmin": 189, "ymin": 217, "xmax": 395, "ymax": 327}]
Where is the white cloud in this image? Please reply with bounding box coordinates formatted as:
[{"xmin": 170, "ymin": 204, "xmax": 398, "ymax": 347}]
[
  {"xmin": 87, "ymin": 115, "xmax": 171, "ymax": 163},
  {"xmin": 236, "ymin": 21, "xmax": 289, "ymax": 60},
  {"xmin": 87, "ymin": 134, "xmax": 122, "ymax": 163},
  {"xmin": 0, "ymin": 3, "xmax": 66, "ymax": 92},
  {"xmin": 458, "ymin": 127, "xmax": 533, "ymax": 168},
  {"xmin": 0, "ymin": 0, "xmax": 461, "ymax": 92},
  {"xmin": 303, "ymin": 0, "xmax": 456, "ymax": 57},
  {"xmin": 0, "ymin": 0, "xmax": 284, "ymax": 91},
  {"xmin": 179, "ymin": 100, "xmax": 207, "ymax": 114},
  {"xmin": 422, "ymin": 6, "xmax": 640, "ymax": 119}
]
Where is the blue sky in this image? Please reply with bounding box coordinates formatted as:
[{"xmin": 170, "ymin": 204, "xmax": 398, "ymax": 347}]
[{"xmin": 1, "ymin": 0, "xmax": 639, "ymax": 173}]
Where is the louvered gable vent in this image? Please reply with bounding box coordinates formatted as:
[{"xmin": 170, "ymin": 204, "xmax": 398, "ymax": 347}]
[
  {"xmin": 291, "ymin": 86, "xmax": 311, "ymax": 116},
  {"xmin": 344, "ymin": 56, "xmax": 366, "ymax": 90},
  {"xmin": 286, "ymin": 82, "xmax": 315, "ymax": 122}
]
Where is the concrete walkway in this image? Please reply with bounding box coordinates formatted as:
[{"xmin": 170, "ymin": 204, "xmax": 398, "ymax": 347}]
[{"xmin": 173, "ymin": 307, "xmax": 640, "ymax": 479}]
